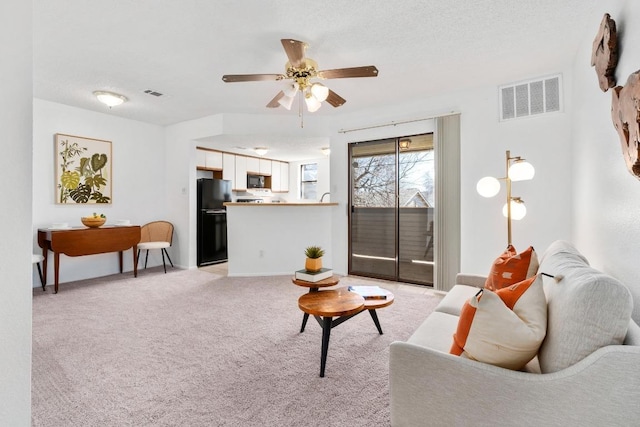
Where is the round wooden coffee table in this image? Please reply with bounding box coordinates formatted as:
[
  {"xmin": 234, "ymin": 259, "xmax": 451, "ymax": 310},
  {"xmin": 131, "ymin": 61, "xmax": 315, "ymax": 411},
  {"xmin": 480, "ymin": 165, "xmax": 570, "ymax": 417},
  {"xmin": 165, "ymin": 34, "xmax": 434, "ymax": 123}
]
[
  {"xmin": 291, "ymin": 275, "xmax": 340, "ymax": 290},
  {"xmin": 292, "ymin": 275, "xmax": 340, "ymax": 333},
  {"xmin": 297, "ymin": 286, "xmax": 394, "ymax": 377},
  {"xmin": 362, "ymin": 288, "xmax": 395, "ymax": 334}
]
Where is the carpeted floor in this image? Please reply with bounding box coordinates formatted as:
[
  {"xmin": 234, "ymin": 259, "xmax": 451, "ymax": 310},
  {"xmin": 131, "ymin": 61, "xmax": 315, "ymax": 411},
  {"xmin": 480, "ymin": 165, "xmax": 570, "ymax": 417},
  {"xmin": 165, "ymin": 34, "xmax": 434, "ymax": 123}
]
[{"xmin": 31, "ymin": 268, "xmax": 442, "ymax": 427}]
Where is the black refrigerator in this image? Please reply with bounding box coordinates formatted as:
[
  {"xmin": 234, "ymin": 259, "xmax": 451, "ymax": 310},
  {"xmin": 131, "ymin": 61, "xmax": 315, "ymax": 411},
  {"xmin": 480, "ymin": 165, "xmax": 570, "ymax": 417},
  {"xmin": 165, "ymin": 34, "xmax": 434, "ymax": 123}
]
[{"xmin": 197, "ymin": 178, "xmax": 231, "ymax": 266}]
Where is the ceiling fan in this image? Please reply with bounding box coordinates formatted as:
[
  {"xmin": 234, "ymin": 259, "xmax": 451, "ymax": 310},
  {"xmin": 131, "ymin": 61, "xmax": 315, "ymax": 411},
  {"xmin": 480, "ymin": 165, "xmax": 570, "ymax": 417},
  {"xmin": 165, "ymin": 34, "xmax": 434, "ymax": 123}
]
[{"xmin": 222, "ymin": 39, "xmax": 379, "ymax": 115}]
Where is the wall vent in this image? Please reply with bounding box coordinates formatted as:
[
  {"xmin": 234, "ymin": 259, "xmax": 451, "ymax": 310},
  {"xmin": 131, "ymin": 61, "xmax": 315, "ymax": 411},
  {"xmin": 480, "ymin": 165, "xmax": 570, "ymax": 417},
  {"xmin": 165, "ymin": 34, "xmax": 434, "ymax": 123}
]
[
  {"xmin": 499, "ymin": 74, "xmax": 562, "ymax": 121},
  {"xmin": 143, "ymin": 89, "xmax": 164, "ymax": 97}
]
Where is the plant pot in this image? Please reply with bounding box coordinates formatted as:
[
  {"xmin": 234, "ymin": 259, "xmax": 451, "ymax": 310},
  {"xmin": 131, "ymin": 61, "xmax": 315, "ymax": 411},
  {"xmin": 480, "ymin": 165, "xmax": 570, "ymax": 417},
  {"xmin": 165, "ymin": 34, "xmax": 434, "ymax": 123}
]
[{"xmin": 305, "ymin": 257, "xmax": 322, "ymax": 272}]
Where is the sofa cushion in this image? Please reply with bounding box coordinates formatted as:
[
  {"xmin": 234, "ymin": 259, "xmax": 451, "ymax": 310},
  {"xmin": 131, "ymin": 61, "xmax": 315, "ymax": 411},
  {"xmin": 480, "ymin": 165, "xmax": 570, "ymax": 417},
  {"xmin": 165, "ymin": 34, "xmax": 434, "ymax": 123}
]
[
  {"xmin": 485, "ymin": 245, "xmax": 539, "ymax": 291},
  {"xmin": 537, "ymin": 240, "xmax": 633, "ymax": 373},
  {"xmin": 435, "ymin": 284, "xmax": 482, "ymax": 316},
  {"xmin": 450, "ymin": 274, "xmax": 547, "ymax": 370},
  {"xmin": 407, "ymin": 311, "xmax": 461, "ymax": 354}
]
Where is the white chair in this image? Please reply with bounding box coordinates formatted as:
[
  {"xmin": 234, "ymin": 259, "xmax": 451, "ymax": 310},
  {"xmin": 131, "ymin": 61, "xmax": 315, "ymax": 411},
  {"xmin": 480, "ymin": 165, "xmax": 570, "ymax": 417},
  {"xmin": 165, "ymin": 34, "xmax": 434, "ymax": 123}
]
[
  {"xmin": 32, "ymin": 253, "xmax": 45, "ymax": 291},
  {"xmin": 137, "ymin": 221, "xmax": 174, "ymax": 273}
]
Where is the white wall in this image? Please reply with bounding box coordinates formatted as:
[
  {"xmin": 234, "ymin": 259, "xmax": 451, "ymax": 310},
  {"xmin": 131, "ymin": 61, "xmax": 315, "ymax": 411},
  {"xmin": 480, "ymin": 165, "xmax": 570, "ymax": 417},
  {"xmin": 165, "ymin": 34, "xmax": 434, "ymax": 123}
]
[
  {"xmin": 571, "ymin": 0, "xmax": 640, "ymax": 321},
  {"xmin": 0, "ymin": 0, "xmax": 32, "ymax": 424},
  {"xmin": 32, "ymin": 100, "xmax": 168, "ymax": 285},
  {"xmin": 327, "ymin": 78, "xmax": 575, "ymax": 276}
]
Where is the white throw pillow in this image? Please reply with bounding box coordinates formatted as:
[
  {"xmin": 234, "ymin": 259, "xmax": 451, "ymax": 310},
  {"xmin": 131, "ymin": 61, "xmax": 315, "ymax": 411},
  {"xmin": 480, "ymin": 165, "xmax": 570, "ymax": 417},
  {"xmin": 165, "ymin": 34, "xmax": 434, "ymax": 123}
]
[{"xmin": 451, "ymin": 274, "xmax": 547, "ymax": 370}]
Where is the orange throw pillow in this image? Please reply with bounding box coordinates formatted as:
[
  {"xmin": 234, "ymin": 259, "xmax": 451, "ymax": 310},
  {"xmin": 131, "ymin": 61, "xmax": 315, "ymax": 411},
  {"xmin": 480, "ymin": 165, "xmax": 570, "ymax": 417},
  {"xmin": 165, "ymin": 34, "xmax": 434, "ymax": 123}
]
[{"xmin": 485, "ymin": 245, "xmax": 538, "ymax": 291}]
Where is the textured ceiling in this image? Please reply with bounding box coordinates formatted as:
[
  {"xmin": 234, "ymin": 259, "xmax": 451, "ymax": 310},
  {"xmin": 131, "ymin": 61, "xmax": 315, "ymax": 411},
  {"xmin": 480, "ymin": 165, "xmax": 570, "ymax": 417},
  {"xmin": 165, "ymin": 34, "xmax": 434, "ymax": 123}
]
[{"xmin": 33, "ymin": 0, "xmax": 601, "ymax": 159}]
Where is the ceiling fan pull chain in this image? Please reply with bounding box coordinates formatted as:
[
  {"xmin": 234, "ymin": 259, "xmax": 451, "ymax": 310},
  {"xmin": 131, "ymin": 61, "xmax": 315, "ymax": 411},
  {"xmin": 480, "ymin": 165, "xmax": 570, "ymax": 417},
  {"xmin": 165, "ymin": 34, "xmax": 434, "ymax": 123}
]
[{"xmin": 299, "ymin": 93, "xmax": 304, "ymax": 128}]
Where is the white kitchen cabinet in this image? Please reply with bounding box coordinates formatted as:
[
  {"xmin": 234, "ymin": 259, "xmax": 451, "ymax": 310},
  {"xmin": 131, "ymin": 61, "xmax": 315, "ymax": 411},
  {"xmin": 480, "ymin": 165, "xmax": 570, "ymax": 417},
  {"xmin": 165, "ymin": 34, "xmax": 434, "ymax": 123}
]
[
  {"xmin": 259, "ymin": 158, "xmax": 272, "ymax": 175},
  {"xmin": 271, "ymin": 161, "xmax": 281, "ymax": 191},
  {"xmin": 234, "ymin": 155, "xmax": 247, "ymax": 190},
  {"xmin": 222, "ymin": 153, "xmax": 235, "ymax": 182},
  {"xmin": 280, "ymin": 162, "xmax": 290, "ymax": 192},
  {"xmin": 205, "ymin": 151, "xmax": 223, "ymax": 169},
  {"xmin": 196, "ymin": 149, "xmax": 207, "ymax": 168},
  {"xmin": 196, "ymin": 149, "xmax": 223, "ymax": 169},
  {"xmin": 246, "ymin": 156, "xmax": 260, "ymax": 174}
]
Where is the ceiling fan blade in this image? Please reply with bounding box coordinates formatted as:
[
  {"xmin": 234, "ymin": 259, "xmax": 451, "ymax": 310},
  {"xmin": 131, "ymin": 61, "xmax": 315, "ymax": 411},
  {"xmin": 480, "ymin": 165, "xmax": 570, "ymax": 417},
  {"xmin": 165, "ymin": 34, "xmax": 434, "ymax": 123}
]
[
  {"xmin": 325, "ymin": 90, "xmax": 346, "ymax": 108},
  {"xmin": 281, "ymin": 39, "xmax": 307, "ymax": 68},
  {"xmin": 222, "ymin": 74, "xmax": 285, "ymax": 83},
  {"xmin": 266, "ymin": 91, "xmax": 285, "ymax": 108},
  {"xmin": 317, "ymin": 66, "xmax": 379, "ymax": 79}
]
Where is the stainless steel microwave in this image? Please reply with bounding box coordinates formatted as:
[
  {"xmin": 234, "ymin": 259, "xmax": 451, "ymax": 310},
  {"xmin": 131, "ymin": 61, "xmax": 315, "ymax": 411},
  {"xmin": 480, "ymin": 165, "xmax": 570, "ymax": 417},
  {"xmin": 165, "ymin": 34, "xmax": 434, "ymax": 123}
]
[{"xmin": 247, "ymin": 174, "xmax": 265, "ymax": 188}]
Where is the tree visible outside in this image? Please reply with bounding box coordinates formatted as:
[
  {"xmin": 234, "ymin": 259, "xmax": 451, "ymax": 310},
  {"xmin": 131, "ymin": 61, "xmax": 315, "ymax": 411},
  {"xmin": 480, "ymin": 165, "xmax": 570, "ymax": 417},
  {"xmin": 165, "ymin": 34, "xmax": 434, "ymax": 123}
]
[{"xmin": 352, "ymin": 150, "xmax": 434, "ymax": 207}]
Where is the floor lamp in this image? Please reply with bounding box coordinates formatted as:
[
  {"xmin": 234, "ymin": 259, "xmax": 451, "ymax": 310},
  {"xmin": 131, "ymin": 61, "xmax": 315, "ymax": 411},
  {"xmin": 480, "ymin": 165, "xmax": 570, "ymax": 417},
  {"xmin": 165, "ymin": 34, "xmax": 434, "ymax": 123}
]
[{"xmin": 476, "ymin": 150, "xmax": 535, "ymax": 246}]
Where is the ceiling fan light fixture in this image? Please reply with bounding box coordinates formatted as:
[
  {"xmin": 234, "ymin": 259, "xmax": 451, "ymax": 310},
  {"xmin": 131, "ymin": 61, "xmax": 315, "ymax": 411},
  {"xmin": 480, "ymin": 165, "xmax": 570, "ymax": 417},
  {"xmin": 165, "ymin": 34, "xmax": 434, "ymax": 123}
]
[
  {"xmin": 310, "ymin": 83, "xmax": 329, "ymax": 102},
  {"xmin": 221, "ymin": 38, "xmax": 379, "ymax": 126},
  {"xmin": 283, "ymin": 82, "xmax": 299, "ymax": 97},
  {"xmin": 278, "ymin": 95, "xmax": 295, "ymax": 110},
  {"xmin": 305, "ymin": 93, "xmax": 322, "ymax": 112},
  {"xmin": 93, "ymin": 90, "xmax": 127, "ymax": 107}
]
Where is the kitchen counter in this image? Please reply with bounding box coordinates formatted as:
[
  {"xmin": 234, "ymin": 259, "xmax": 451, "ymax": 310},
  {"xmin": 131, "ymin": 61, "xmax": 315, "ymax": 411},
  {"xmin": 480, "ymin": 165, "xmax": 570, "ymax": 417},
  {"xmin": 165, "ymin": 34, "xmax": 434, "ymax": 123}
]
[
  {"xmin": 225, "ymin": 202, "xmax": 338, "ymax": 276},
  {"xmin": 224, "ymin": 202, "xmax": 338, "ymax": 206}
]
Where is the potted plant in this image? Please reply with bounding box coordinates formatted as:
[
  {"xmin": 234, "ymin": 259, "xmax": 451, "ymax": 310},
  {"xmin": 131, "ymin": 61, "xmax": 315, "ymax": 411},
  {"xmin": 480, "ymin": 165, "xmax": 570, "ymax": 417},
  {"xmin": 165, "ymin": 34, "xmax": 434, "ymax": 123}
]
[{"xmin": 304, "ymin": 245, "xmax": 325, "ymax": 272}]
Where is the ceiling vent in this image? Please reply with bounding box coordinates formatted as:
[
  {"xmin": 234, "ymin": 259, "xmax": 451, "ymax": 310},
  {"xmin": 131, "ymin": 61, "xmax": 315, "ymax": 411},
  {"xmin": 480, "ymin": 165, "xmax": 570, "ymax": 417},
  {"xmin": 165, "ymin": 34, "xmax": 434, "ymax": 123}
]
[
  {"xmin": 143, "ymin": 89, "xmax": 164, "ymax": 97},
  {"xmin": 499, "ymin": 74, "xmax": 562, "ymax": 121}
]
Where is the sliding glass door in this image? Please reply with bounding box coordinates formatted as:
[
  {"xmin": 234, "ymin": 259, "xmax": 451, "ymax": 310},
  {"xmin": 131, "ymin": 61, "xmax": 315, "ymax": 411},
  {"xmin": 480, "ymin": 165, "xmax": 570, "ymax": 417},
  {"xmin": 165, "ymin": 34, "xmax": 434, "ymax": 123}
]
[
  {"xmin": 349, "ymin": 138, "xmax": 398, "ymax": 279},
  {"xmin": 348, "ymin": 134, "xmax": 435, "ymax": 286}
]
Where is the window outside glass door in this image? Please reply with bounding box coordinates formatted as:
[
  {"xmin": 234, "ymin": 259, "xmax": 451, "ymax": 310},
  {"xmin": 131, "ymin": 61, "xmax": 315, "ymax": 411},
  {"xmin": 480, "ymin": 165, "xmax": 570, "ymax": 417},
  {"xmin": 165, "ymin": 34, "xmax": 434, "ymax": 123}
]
[{"xmin": 348, "ymin": 134, "xmax": 434, "ymax": 286}]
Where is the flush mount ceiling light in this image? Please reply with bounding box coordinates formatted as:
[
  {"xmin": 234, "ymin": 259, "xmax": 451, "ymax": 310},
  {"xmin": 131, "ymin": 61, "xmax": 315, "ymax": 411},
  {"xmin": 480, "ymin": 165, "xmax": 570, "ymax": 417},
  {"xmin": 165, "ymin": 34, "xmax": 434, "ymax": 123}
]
[
  {"xmin": 399, "ymin": 138, "xmax": 412, "ymax": 150},
  {"xmin": 254, "ymin": 147, "xmax": 268, "ymax": 156},
  {"xmin": 93, "ymin": 91, "xmax": 127, "ymax": 107}
]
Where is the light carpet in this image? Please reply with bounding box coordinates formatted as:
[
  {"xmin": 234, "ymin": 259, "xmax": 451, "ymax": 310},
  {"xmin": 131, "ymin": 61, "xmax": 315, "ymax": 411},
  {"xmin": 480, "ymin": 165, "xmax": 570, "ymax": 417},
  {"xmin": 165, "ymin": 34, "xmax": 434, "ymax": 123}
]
[{"xmin": 32, "ymin": 268, "xmax": 442, "ymax": 427}]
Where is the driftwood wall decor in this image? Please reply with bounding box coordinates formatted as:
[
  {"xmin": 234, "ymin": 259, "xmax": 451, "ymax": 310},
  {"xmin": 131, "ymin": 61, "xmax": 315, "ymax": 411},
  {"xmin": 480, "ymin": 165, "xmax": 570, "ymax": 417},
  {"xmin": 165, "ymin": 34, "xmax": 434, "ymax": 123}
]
[
  {"xmin": 591, "ymin": 12, "xmax": 640, "ymax": 179},
  {"xmin": 591, "ymin": 13, "xmax": 618, "ymax": 92},
  {"xmin": 611, "ymin": 71, "xmax": 640, "ymax": 178}
]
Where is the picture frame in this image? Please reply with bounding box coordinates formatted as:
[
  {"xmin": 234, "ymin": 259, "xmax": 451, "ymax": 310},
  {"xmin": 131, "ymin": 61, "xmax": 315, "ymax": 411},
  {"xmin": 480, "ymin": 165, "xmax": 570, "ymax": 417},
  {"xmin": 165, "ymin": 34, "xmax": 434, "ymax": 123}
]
[{"xmin": 55, "ymin": 133, "xmax": 112, "ymax": 204}]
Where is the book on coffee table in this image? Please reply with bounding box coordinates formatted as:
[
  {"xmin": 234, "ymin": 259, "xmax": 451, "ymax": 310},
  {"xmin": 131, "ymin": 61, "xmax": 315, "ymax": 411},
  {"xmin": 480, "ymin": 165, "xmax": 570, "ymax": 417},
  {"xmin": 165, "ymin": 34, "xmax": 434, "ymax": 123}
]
[
  {"xmin": 295, "ymin": 268, "xmax": 333, "ymax": 283},
  {"xmin": 347, "ymin": 285, "xmax": 388, "ymax": 300}
]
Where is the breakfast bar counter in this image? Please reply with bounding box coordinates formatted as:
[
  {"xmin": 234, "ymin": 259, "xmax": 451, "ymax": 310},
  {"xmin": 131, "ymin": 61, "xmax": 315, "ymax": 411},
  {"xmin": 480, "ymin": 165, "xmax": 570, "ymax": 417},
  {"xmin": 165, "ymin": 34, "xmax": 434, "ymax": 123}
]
[
  {"xmin": 224, "ymin": 202, "xmax": 338, "ymax": 206},
  {"xmin": 224, "ymin": 202, "xmax": 338, "ymax": 276}
]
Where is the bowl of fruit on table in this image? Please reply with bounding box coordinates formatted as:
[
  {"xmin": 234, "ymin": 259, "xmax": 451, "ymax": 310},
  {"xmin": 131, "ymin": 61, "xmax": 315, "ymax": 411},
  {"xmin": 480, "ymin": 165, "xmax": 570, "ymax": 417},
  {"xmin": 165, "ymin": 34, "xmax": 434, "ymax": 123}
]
[{"xmin": 81, "ymin": 213, "xmax": 106, "ymax": 228}]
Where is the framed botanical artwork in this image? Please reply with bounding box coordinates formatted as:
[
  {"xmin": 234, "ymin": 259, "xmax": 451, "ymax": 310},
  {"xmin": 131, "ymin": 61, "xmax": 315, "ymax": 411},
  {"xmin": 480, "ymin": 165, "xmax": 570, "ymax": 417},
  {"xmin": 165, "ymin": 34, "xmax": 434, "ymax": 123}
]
[{"xmin": 55, "ymin": 133, "xmax": 112, "ymax": 204}]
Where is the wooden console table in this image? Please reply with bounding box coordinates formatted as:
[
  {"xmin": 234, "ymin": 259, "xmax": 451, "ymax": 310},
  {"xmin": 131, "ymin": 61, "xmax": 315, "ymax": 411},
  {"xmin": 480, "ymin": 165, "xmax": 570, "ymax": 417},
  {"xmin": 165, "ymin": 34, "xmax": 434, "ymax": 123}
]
[{"xmin": 37, "ymin": 226, "xmax": 141, "ymax": 293}]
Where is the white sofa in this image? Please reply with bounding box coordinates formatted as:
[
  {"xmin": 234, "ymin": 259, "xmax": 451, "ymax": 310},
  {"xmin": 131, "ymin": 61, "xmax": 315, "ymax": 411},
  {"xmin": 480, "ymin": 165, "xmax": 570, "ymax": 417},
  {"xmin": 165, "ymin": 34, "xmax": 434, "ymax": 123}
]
[{"xmin": 390, "ymin": 240, "xmax": 640, "ymax": 427}]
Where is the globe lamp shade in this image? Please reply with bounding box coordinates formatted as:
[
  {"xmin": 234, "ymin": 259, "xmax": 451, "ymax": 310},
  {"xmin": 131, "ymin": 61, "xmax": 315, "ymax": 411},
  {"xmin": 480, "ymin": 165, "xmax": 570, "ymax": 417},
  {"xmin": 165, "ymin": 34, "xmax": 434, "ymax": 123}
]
[
  {"xmin": 476, "ymin": 176, "xmax": 501, "ymax": 198},
  {"xmin": 502, "ymin": 200, "xmax": 527, "ymax": 220},
  {"xmin": 508, "ymin": 160, "xmax": 535, "ymax": 181}
]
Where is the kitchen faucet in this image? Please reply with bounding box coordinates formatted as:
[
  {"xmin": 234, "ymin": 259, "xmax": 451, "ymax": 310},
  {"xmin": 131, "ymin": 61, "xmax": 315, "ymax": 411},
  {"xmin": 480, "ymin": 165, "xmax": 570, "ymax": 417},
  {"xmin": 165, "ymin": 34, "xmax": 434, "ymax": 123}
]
[{"xmin": 320, "ymin": 192, "xmax": 330, "ymax": 202}]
